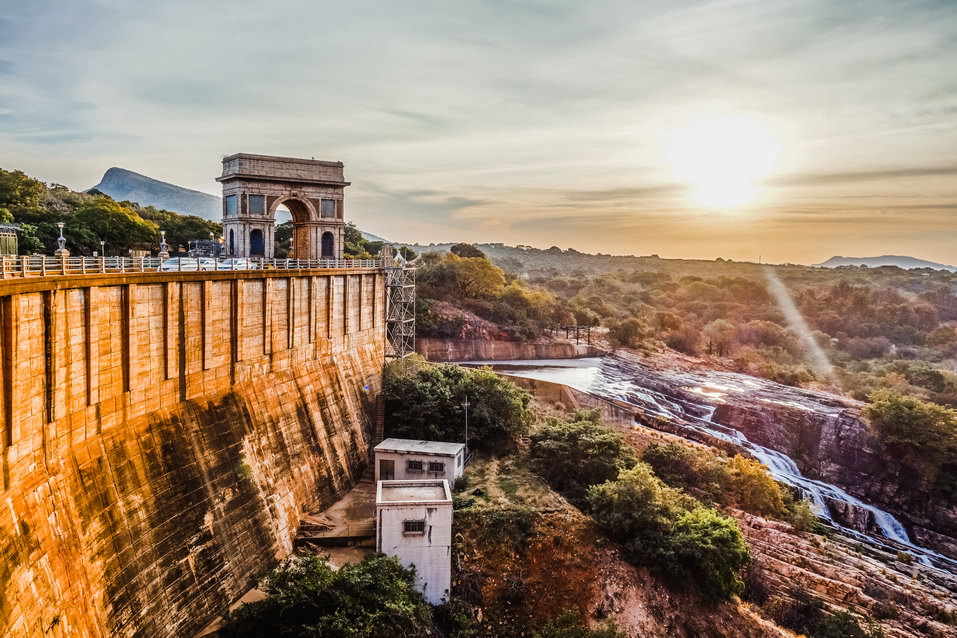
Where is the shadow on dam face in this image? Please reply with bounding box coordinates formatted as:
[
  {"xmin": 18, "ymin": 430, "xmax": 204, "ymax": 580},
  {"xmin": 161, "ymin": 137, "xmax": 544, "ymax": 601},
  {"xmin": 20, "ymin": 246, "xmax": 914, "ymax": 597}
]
[{"xmin": 0, "ymin": 269, "xmax": 386, "ymax": 638}]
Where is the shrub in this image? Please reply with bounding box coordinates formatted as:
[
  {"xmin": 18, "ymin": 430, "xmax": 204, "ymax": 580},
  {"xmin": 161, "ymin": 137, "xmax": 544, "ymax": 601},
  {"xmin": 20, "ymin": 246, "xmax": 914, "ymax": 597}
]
[
  {"xmin": 663, "ymin": 506, "xmax": 751, "ymax": 602},
  {"xmin": 723, "ymin": 455, "xmax": 786, "ymax": 517},
  {"xmin": 642, "ymin": 443, "xmax": 786, "ymax": 518},
  {"xmin": 383, "ymin": 355, "xmax": 534, "ymax": 452},
  {"xmin": 529, "ymin": 411, "xmax": 637, "ymax": 502},
  {"xmin": 586, "ymin": 464, "xmax": 694, "ymax": 563},
  {"xmin": 587, "ymin": 465, "xmax": 750, "ymax": 603},
  {"xmin": 219, "ymin": 554, "xmax": 435, "ymax": 637}
]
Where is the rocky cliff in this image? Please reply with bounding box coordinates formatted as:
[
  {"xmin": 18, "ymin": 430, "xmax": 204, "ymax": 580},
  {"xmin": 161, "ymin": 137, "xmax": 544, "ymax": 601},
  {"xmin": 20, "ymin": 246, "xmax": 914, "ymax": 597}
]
[{"xmin": 713, "ymin": 390, "xmax": 957, "ymax": 558}]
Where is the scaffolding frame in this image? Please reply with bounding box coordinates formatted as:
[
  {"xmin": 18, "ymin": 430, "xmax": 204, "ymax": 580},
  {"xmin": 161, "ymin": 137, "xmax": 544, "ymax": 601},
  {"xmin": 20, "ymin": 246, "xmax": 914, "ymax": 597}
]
[{"xmin": 384, "ymin": 261, "xmax": 416, "ymax": 358}]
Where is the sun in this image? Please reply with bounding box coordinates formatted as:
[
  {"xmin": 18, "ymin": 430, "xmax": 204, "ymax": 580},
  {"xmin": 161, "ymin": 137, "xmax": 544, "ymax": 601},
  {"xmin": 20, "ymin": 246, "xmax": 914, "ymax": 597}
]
[{"xmin": 669, "ymin": 116, "xmax": 778, "ymax": 209}]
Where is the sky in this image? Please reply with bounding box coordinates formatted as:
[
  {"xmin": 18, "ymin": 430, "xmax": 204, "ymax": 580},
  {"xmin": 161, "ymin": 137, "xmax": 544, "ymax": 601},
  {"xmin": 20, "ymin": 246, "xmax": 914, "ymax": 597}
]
[{"xmin": 1, "ymin": 0, "xmax": 955, "ymax": 264}]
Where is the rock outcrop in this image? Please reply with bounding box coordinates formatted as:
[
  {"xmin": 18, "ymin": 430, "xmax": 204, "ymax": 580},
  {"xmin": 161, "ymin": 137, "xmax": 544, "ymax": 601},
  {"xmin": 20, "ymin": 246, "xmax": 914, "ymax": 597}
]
[{"xmin": 713, "ymin": 394, "xmax": 957, "ymax": 558}]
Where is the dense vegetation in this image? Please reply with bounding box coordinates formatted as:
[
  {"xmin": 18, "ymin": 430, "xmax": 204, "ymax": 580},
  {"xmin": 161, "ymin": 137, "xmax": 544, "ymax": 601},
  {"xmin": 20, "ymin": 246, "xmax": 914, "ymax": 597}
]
[
  {"xmin": 410, "ymin": 241, "xmax": 957, "ymax": 491},
  {"xmin": 416, "ymin": 245, "xmax": 572, "ymax": 339},
  {"xmin": 218, "ymin": 554, "xmax": 436, "ymax": 637},
  {"xmin": 382, "ymin": 355, "xmax": 534, "ymax": 452},
  {"xmin": 0, "ymin": 168, "xmax": 219, "ymax": 254}
]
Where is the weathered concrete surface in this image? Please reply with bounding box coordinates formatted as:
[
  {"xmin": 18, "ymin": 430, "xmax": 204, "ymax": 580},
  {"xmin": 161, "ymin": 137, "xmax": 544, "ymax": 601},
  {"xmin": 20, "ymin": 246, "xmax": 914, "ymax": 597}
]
[
  {"xmin": 0, "ymin": 268, "xmax": 386, "ymax": 638},
  {"xmin": 416, "ymin": 337, "xmax": 602, "ymax": 362}
]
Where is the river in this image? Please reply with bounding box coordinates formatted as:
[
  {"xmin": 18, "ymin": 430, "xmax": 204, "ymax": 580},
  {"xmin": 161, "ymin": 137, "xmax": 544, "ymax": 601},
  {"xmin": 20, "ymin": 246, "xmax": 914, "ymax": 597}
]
[{"xmin": 460, "ymin": 354, "xmax": 957, "ymax": 572}]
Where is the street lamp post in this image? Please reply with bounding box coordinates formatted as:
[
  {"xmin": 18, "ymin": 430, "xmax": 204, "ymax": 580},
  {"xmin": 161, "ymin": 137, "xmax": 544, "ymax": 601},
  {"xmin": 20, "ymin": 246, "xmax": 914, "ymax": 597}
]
[
  {"xmin": 100, "ymin": 240, "xmax": 105, "ymax": 257},
  {"xmin": 462, "ymin": 396, "xmax": 470, "ymax": 456},
  {"xmin": 54, "ymin": 222, "xmax": 69, "ymax": 257},
  {"xmin": 158, "ymin": 230, "xmax": 170, "ymax": 259}
]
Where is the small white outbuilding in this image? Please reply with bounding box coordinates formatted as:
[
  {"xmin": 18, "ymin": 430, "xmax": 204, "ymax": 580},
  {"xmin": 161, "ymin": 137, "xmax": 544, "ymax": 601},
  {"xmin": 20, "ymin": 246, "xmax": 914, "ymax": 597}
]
[
  {"xmin": 375, "ymin": 479, "xmax": 453, "ymax": 605},
  {"xmin": 374, "ymin": 438, "xmax": 466, "ymax": 483}
]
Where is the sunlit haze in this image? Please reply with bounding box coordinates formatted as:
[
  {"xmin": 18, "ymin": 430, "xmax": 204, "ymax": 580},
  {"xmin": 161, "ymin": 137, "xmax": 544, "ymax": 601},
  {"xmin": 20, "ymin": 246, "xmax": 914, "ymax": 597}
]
[{"xmin": 1, "ymin": 0, "xmax": 955, "ymax": 263}]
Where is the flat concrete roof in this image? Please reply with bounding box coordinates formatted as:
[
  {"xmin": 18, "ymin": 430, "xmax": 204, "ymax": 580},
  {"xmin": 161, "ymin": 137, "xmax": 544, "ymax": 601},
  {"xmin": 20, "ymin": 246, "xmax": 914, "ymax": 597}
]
[
  {"xmin": 376, "ymin": 480, "xmax": 452, "ymax": 505},
  {"xmin": 375, "ymin": 438, "xmax": 465, "ymax": 456}
]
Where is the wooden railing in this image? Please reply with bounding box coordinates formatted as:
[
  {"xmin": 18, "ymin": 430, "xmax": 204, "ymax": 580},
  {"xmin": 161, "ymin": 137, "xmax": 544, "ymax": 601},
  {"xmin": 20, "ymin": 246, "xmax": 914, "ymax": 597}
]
[{"xmin": 0, "ymin": 256, "xmax": 383, "ymax": 279}]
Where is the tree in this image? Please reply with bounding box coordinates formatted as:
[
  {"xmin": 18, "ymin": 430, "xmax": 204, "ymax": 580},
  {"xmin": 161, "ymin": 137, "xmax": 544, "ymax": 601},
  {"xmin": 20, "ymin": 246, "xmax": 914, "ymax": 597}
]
[
  {"xmin": 457, "ymin": 256, "xmax": 506, "ymax": 298},
  {"xmin": 219, "ymin": 554, "xmax": 435, "ymax": 637},
  {"xmin": 131, "ymin": 204, "xmax": 221, "ymax": 253},
  {"xmin": 529, "ymin": 411, "xmax": 637, "ymax": 502},
  {"xmin": 608, "ymin": 317, "xmax": 644, "ymax": 349},
  {"xmin": 450, "ymin": 243, "xmax": 486, "ymax": 259},
  {"xmin": 865, "ymin": 390, "xmax": 957, "ymax": 487},
  {"xmin": 383, "ymin": 355, "xmax": 533, "ymax": 452}
]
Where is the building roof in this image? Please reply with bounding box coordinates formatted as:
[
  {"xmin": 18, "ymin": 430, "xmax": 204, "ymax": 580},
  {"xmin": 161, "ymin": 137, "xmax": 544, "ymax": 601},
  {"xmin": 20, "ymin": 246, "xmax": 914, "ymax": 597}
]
[
  {"xmin": 376, "ymin": 480, "xmax": 452, "ymax": 505},
  {"xmin": 375, "ymin": 438, "xmax": 465, "ymax": 456}
]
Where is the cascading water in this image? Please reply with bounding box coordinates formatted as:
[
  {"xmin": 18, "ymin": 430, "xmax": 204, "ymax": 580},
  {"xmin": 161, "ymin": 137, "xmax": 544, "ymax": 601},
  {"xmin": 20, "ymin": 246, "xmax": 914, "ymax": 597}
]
[{"xmin": 461, "ymin": 355, "xmax": 955, "ymax": 572}]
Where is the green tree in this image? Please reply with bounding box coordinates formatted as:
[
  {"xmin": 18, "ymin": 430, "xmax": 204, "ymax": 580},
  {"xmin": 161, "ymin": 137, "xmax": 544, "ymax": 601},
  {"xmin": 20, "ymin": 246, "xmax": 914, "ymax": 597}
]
[
  {"xmin": 69, "ymin": 198, "xmax": 158, "ymax": 253},
  {"xmin": 450, "ymin": 243, "xmax": 486, "ymax": 259},
  {"xmin": 383, "ymin": 355, "xmax": 533, "ymax": 452},
  {"xmin": 130, "ymin": 204, "xmax": 221, "ymax": 253},
  {"xmin": 609, "ymin": 317, "xmax": 644, "ymax": 349},
  {"xmin": 219, "ymin": 554, "xmax": 435, "ymax": 637},
  {"xmin": 530, "ymin": 411, "xmax": 637, "ymax": 502},
  {"xmin": 865, "ymin": 390, "xmax": 957, "ymax": 486}
]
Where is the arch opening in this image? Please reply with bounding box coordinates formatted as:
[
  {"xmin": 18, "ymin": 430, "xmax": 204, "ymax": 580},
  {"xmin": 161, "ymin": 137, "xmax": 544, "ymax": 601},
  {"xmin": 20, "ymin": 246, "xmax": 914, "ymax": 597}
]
[{"xmin": 321, "ymin": 232, "xmax": 335, "ymax": 259}]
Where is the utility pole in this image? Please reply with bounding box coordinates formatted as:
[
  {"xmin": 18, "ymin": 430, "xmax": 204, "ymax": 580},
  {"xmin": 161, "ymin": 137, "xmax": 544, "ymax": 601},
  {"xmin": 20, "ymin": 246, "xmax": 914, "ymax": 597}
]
[{"xmin": 462, "ymin": 396, "xmax": 470, "ymax": 456}]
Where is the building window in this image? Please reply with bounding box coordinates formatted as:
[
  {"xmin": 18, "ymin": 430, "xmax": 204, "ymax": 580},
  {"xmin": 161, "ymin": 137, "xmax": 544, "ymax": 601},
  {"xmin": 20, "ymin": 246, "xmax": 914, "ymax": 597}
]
[
  {"xmin": 320, "ymin": 199, "xmax": 336, "ymax": 218},
  {"xmin": 403, "ymin": 520, "xmax": 425, "ymax": 534},
  {"xmin": 428, "ymin": 461, "xmax": 444, "ymax": 473},
  {"xmin": 457, "ymin": 455, "xmax": 463, "ymax": 467},
  {"xmin": 224, "ymin": 195, "xmax": 237, "ymax": 217},
  {"xmin": 248, "ymin": 194, "xmax": 265, "ymax": 215},
  {"xmin": 407, "ymin": 460, "xmax": 423, "ymax": 472}
]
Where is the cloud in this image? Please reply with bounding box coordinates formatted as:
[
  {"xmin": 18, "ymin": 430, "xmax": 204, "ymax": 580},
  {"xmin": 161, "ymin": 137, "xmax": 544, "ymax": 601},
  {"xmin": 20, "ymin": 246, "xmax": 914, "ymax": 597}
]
[{"xmin": 0, "ymin": 0, "xmax": 955, "ymax": 263}]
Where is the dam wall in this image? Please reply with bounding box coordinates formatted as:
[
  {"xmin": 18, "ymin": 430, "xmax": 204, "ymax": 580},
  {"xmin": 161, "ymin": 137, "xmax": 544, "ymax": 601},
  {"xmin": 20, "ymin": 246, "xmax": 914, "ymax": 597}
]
[{"xmin": 0, "ymin": 268, "xmax": 386, "ymax": 638}]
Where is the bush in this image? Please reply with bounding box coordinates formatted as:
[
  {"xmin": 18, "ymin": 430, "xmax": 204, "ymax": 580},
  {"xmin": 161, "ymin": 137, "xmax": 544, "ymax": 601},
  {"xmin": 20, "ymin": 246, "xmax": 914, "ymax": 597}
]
[
  {"xmin": 587, "ymin": 465, "xmax": 750, "ymax": 603},
  {"xmin": 663, "ymin": 507, "xmax": 751, "ymax": 602},
  {"xmin": 642, "ymin": 443, "xmax": 786, "ymax": 518},
  {"xmin": 383, "ymin": 355, "xmax": 534, "ymax": 452},
  {"xmin": 529, "ymin": 411, "xmax": 637, "ymax": 502},
  {"xmin": 219, "ymin": 554, "xmax": 435, "ymax": 637},
  {"xmin": 586, "ymin": 464, "xmax": 694, "ymax": 563}
]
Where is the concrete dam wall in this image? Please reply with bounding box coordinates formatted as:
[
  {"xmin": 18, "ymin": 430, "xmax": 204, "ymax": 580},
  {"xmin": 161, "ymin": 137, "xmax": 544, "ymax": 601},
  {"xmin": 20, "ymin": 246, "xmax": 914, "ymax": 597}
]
[{"xmin": 0, "ymin": 268, "xmax": 386, "ymax": 638}]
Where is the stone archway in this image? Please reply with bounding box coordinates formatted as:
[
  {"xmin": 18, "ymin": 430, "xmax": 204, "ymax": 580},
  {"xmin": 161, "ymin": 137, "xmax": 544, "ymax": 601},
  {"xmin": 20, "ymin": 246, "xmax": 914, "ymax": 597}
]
[{"xmin": 217, "ymin": 153, "xmax": 349, "ymax": 260}]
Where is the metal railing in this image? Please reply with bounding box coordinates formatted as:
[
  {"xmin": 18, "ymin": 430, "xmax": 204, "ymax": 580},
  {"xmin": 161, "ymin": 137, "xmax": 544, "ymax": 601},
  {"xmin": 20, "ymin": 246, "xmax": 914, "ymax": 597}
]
[{"xmin": 0, "ymin": 256, "xmax": 383, "ymax": 279}]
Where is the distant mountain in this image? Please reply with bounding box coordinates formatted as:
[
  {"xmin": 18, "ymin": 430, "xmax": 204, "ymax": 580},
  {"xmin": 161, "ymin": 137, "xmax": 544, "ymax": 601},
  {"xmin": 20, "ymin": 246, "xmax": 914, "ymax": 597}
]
[
  {"xmin": 91, "ymin": 167, "xmax": 221, "ymax": 220},
  {"xmin": 813, "ymin": 255, "xmax": 956, "ymax": 272}
]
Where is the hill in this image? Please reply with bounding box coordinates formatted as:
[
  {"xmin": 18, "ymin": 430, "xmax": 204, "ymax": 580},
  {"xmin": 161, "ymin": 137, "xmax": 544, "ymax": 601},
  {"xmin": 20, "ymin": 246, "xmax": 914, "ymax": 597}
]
[
  {"xmin": 92, "ymin": 167, "xmax": 221, "ymax": 220},
  {"xmin": 813, "ymin": 254, "xmax": 956, "ymax": 271}
]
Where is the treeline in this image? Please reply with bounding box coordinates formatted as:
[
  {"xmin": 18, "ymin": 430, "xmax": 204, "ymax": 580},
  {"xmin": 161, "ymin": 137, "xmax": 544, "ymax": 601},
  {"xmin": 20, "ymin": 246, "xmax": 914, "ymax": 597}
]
[{"xmin": 0, "ymin": 168, "xmax": 220, "ymax": 255}]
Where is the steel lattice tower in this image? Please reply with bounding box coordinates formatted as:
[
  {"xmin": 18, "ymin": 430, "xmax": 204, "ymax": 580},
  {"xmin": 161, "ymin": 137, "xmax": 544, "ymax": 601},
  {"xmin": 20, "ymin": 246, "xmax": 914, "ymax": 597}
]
[{"xmin": 384, "ymin": 255, "xmax": 415, "ymax": 358}]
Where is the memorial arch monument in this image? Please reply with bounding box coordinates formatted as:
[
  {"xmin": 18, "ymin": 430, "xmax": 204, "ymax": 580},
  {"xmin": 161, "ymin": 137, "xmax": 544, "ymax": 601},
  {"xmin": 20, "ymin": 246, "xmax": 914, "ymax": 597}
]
[{"xmin": 217, "ymin": 153, "xmax": 349, "ymax": 259}]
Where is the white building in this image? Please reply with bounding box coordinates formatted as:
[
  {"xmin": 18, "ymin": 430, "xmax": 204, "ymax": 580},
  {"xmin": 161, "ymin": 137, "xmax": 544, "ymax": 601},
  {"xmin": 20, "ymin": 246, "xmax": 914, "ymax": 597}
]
[
  {"xmin": 374, "ymin": 438, "xmax": 466, "ymax": 483},
  {"xmin": 375, "ymin": 479, "xmax": 453, "ymax": 605}
]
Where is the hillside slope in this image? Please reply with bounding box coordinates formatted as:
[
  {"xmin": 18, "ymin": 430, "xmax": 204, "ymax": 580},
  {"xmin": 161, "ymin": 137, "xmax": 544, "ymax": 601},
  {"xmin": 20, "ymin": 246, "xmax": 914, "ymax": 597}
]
[{"xmin": 92, "ymin": 167, "xmax": 221, "ymax": 220}]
